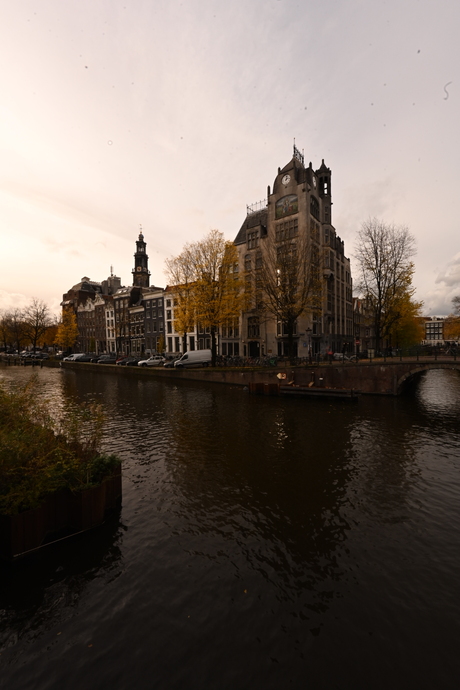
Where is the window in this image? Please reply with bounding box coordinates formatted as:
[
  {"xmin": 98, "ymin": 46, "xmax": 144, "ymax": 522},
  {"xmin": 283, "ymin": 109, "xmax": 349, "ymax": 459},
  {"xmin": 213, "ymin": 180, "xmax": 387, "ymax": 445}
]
[
  {"xmin": 310, "ymin": 221, "xmax": 319, "ymax": 243},
  {"xmin": 245, "ymin": 255, "xmax": 251, "ymax": 271},
  {"xmin": 247, "ymin": 231, "xmax": 259, "ymax": 249},
  {"xmin": 248, "ymin": 317, "xmax": 260, "ymax": 338},
  {"xmin": 276, "ymin": 321, "xmax": 297, "ymax": 336},
  {"xmin": 310, "ymin": 196, "xmax": 320, "ymax": 220},
  {"xmin": 275, "ymin": 218, "xmax": 298, "ymax": 242}
]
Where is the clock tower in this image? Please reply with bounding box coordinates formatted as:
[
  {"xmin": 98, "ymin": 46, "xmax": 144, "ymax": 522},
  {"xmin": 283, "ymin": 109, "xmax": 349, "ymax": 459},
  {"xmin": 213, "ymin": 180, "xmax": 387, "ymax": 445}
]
[{"xmin": 132, "ymin": 229, "xmax": 150, "ymax": 288}]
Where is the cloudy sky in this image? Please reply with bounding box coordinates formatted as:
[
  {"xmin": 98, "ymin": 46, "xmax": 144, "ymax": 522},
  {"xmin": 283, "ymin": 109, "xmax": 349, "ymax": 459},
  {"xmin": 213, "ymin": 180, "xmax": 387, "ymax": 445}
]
[{"xmin": 1, "ymin": 0, "xmax": 459, "ymax": 316}]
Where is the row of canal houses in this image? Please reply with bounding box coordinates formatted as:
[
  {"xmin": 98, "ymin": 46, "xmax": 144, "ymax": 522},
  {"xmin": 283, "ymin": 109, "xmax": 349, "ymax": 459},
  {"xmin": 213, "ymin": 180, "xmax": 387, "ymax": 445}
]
[
  {"xmin": 62, "ymin": 149, "xmax": 379, "ymax": 358},
  {"xmin": 61, "ymin": 233, "xmax": 225, "ymax": 359},
  {"xmin": 62, "ymin": 275, "xmax": 215, "ymax": 360},
  {"xmin": 62, "ymin": 238, "xmax": 371, "ymax": 360}
]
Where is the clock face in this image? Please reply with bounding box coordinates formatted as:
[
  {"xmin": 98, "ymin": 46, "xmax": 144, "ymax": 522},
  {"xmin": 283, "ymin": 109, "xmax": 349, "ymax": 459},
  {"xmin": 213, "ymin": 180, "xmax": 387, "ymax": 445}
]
[
  {"xmin": 282, "ymin": 174, "xmax": 291, "ymax": 185},
  {"xmin": 137, "ymin": 266, "xmax": 141, "ymax": 272}
]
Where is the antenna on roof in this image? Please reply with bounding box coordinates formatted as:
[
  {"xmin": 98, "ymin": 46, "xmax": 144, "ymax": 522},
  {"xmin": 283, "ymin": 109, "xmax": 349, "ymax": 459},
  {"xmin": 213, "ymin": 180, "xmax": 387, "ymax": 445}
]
[
  {"xmin": 293, "ymin": 140, "xmax": 304, "ymax": 166},
  {"xmin": 110, "ymin": 265, "xmax": 113, "ymax": 276}
]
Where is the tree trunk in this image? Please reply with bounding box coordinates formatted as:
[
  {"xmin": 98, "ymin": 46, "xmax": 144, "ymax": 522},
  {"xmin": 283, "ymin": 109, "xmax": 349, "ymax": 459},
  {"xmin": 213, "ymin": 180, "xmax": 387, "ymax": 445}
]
[
  {"xmin": 287, "ymin": 322, "xmax": 296, "ymax": 362},
  {"xmin": 211, "ymin": 328, "xmax": 217, "ymax": 366}
]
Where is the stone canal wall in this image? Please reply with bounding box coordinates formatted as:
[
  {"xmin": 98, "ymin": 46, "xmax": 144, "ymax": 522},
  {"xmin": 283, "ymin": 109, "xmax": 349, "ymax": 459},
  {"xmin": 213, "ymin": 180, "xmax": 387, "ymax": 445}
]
[{"xmin": 59, "ymin": 359, "xmax": 460, "ymax": 396}]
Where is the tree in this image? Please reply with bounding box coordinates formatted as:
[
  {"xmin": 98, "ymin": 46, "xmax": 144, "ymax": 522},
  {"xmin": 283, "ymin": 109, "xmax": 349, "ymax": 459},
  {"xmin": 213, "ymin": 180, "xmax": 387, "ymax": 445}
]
[
  {"xmin": 22, "ymin": 298, "xmax": 53, "ymax": 353},
  {"xmin": 255, "ymin": 228, "xmax": 322, "ymax": 359},
  {"xmin": 354, "ymin": 218, "xmax": 417, "ymax": 353},
  {"xmin": 453, "ymin": 296, "xmax": 460, "ymax": 315},
  {"xmin": 157, "ymin": 333, "xmax": 165, "ymax": 354},
  {"xmin": 55, "ymin": 308, "xmax": 79, "ymax": 351},
  {"xmin": 386, "ymin": 292, "xmax": 424, "ymax": 348},
  {"xmin": 40, "ymin": 322, "xmax": 59, "ymax": 350},
  {"xmin": 167, "ymin": 230, "xmax": 247, "ymax": 365},
  {"xmin": 444, "ymin": 295, "xmax": 460, "ymax": 341},
  {"xmin": 0, "ymin": 311, "xmax": 13, "ymax": 351},
  {"xmin": 165, "ymin": 251, "xmax": 196, "ymax": 354},
  {"xmin": 5, "ymin": 309, "xmax": 27, "ymax": 353}
]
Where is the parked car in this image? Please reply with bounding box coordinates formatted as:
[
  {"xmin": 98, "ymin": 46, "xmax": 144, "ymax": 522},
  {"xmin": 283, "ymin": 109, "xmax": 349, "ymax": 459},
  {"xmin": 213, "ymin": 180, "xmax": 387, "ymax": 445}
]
[
  {"xmin": 63, "ymin": 353, "xmax": 85, "ymax": 361},
  {"xmin": 125, "ymin": 357, "xmax": 142, "ymax": 367},
  {"xmin": 116, "ymin": 356, "xmax": 141, "ymax": 366},
  {"xmin": 333, "ymin": 353, "xmax": 357, "ymax": 362},
  {"xmin": 97, "ymin": 355, "xmax": 117, "ymax": 364},
  {"xmin": 163, "ymin": 356, "xmax": 181, "ymax": 368},
  {"xmin": 74, "ymin": 354, "xmax": 95, "ymax": 362},
  {"xmin": 31, "ymin": 352, "xmax": 50, "ymax": 360},
  {"xmin": 138, "ymin": 355, "xmax": 166, "ymax": 367},
  {"xmin": 116, "ymin": 356, "xmax": 131, "ymax": 365},
  {"xmin": 174, "ymin": 349, "xmax": 212, "ymax": 368}
]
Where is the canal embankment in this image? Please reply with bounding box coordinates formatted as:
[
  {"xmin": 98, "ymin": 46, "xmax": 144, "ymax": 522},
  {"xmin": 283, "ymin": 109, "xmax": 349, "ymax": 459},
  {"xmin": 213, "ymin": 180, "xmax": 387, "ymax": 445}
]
[{"xmin": 57, "ymin": 358, "xmax": 460, "ymax": 395}]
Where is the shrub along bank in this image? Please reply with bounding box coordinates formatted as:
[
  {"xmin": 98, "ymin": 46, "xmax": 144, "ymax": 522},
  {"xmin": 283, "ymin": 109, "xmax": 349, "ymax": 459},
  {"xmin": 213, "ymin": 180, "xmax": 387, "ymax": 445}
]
[{"xmin": 0, "ymin": 375, "xmax": 120, "ymax": 517}]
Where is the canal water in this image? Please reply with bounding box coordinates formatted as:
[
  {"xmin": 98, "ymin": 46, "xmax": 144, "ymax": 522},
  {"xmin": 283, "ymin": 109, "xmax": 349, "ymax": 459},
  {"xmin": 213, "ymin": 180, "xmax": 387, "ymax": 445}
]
[{"xmin": 1, "ymin": 366, "xmax": 460, "ymax": 689}]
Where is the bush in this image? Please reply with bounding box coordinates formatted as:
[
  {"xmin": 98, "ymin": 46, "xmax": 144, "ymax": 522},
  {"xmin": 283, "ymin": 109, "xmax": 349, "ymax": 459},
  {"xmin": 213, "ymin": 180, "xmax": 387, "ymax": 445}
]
[{"xmin": 0, "ymin": 376, "xmax": 121, "ymax": 515}]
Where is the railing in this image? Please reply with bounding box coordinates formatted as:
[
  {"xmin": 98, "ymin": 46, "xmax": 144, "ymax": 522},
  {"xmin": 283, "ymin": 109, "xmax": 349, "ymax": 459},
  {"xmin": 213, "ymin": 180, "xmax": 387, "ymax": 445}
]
[
  {"xmin": 246, "ymin": 199, "xmax": 267, "ymax": 215},
  {"xmin": 3, "ymin": 348, "xmax": 457, "ymax": 369},
  {"xmin": 210, "ymin": 348, "xmax": 459, "ymax": 368}
]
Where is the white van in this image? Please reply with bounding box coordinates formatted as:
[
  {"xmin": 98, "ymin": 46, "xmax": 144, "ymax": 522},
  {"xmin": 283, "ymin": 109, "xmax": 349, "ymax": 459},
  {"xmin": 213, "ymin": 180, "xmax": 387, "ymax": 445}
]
[{"xmin": 174, "ymin": 349, "xmax": 212, "ymax": 368}]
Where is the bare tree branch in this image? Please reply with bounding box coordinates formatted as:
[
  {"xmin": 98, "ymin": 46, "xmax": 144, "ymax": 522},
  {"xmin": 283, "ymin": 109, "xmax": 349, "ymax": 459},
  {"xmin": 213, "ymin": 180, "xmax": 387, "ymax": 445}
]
[{"xmin": 354, "ymin": 218, "xmax": 417, "ymax": 352}]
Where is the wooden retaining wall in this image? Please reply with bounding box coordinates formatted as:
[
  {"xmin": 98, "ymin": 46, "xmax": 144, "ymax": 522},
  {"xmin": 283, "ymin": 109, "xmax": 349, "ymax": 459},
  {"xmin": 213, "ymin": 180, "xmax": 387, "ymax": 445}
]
[{"xmin": 0, "ymin": 466, "xmax": 122, "ymax": 561}]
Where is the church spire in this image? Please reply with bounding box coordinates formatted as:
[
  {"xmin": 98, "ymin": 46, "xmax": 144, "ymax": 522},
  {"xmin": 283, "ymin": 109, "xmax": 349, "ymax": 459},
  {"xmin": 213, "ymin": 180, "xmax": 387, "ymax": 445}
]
[{"xmin": 132, "ymin": 228, "xmax": 150, "ymax": 288}]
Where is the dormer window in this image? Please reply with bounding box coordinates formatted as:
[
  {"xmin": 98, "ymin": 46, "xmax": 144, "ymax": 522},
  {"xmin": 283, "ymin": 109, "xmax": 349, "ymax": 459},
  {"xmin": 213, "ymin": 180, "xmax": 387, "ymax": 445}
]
[{"xmin": 247, "ymin": 231, "xmax": 259, "ymax": 249}]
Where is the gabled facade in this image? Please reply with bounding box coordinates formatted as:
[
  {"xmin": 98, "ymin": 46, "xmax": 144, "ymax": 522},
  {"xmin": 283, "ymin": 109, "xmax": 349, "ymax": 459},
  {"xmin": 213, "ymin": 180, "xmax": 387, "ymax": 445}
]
[
  {"xmin": 164, "ymin": 287, "xmax": 197, "ymax": 356},
  {"xmin": 113, "ymin": 285, "xmax": 144, "ymax": 355},
  {"xmin": 143, "ymin": 288, "xmax": 166, "ymax": 355},
  {"xmin": 76, "ymin": 293, "xmax": 113, "ymax": 354}
]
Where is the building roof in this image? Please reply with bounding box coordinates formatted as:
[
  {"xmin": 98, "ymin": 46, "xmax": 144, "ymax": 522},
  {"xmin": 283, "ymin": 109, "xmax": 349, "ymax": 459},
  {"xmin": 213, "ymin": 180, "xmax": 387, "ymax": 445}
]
[{"xmin": 234, "ymin": 208, "xmax": 268, "ymax": 246}]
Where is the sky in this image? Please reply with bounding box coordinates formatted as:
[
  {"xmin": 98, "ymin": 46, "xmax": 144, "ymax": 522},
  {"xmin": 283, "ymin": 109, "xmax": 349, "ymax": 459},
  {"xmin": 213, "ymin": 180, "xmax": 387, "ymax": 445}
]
[{"xmin": 0, "ymin": 0, "xmax": 459, "ymax": 316}]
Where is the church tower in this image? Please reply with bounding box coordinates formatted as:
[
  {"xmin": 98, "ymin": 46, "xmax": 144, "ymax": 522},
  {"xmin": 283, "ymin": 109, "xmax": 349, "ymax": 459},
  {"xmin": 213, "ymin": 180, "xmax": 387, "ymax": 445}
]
[{"xmin": 132, "ymin": 229, "xmax": 150, "ymax": 288}]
